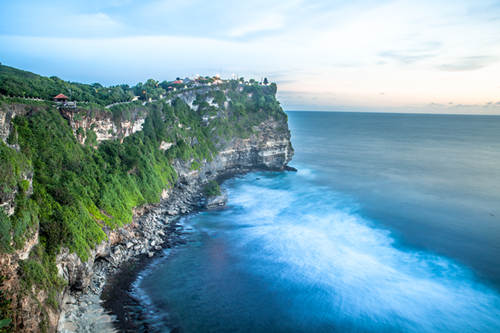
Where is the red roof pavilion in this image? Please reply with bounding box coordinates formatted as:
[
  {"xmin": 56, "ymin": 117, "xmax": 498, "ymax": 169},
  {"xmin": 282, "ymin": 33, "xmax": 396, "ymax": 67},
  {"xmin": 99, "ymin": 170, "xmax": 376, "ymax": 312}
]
[{"xmin": 53, "ymin": 93, "xmax": 68, "ymax": 101}]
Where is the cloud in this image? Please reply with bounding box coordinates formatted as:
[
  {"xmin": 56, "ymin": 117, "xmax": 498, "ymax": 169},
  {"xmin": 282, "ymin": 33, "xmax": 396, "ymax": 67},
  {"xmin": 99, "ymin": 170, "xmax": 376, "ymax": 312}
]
[
  {"xmin": 378, "ymin": 41, "xmax": 442, "ymax": 65},
  {"xmin": 437, "ymin": 56, "xmax": 499, "ymax": 71},
  {"xmin": 228, "ymin": 14, "xmax": 285, "ymax": 38},
  {"xmin": 425, "ymin": 101, "xmax": 500, "ymax": 114},
  {"xmin": 66, "ymin": 12, "xmax": 125, "ymax": 35},
  {"xmin": 378, "ymin": 50, "xmax": 437, "ymax": 64}
]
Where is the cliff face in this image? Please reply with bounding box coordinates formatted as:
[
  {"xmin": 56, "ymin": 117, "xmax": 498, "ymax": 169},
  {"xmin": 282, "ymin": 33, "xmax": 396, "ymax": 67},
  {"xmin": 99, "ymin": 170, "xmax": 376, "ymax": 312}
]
[
  {"xmin": 0, "ymin": 103, "xmax": 29, "ymax": 143},
  {"xmin": 55, "ymin": 111, "xmax": 292, "ymax": 287},
  {"xmin": 0, "ymin": 83, "xmax": 293, "ymax": 332},
  {"xmin": 56, "ymin": 110, "xmax": 292, "ymax": 332},
  {"xmin": 0, "ymin": 103, "xmax": 33, "ymax": 216},
  {"xmin": 60, "ymin": 107, "xmax": 147, "ymax": 144}
]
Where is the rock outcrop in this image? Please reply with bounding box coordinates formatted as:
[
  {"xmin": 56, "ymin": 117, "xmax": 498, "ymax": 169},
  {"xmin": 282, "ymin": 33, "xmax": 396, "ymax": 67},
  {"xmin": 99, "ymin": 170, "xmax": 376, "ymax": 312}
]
[
  {"xmin": 0, "ymin": 103, "xmax": 31, "ymax": 143},
  {"xmin": 205, "ymin": 192, "xmax": 228, "ymax": 209},
  {"xmin": 0, "ymin": 230, "xmax": 41, "ymax": 330},
  {"xmin": 60, "ymin": 107, "xmax": 147, "ymax": 144}
]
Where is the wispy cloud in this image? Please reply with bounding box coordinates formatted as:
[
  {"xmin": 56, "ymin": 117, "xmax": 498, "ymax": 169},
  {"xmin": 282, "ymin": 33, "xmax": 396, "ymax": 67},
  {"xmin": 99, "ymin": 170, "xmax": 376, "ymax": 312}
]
[
  {"xmin": 378, "ymin": 51, "xmax": 437, "ymax": 65},
  {"xmin": 437, "ymin": 56, "xmax": 499, "ymax": 71},
  {"xmin": 228, "ymin": 14, "xmax": 285, "ymax": 38},
  {"xmin": 378, "ymin": 41, "xmax": 442, "ymax": 65}
]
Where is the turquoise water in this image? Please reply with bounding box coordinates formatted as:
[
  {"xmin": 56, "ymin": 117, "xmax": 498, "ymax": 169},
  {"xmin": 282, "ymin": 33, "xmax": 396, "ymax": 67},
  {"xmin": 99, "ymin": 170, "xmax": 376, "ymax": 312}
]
[{"xmin": 135, "ymin": 112, "xmax": 500, "ymax": 332}]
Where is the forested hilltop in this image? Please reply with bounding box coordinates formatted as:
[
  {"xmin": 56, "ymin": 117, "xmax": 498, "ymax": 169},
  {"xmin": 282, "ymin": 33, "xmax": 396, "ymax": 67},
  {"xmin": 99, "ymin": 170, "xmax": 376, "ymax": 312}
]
[
  {"xmin": 0, "ymin": 64, "xmax": 291, "ymax": 332},
  {"xmin": 0, "ymin": 63, "xmax": 270, "ymax": 106}
]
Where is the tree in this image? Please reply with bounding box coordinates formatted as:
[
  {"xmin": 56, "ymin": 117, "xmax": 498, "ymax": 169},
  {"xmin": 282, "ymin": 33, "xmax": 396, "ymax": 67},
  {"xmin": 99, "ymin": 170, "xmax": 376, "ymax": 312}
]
[
  {"xmin": 263, "ymin": 77, "xmax": 269, "ymax": 85},
  {"xmin": 270, "ymin": 83, "xmax": 277, "ymax": 95}
]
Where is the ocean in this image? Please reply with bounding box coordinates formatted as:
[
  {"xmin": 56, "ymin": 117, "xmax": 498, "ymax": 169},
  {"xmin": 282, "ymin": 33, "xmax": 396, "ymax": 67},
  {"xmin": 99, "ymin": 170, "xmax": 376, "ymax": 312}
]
[{"xmin": 132, "ymin": 111, "xmax": 500, "ymax": 332}]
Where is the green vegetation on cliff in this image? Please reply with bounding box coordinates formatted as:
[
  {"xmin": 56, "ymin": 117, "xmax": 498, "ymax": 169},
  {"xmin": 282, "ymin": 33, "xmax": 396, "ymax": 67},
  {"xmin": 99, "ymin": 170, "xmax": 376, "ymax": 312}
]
[
  {"xmin": 9, "ymin": 105, "xmax": 179, "ymax": 260},
  {"xmin": 203, "ymin": 180, "xmax": 221, "ymax": 197},
  {"xmin": 0, "ymin": 141, "xmax": 33, "ymax": 252}
]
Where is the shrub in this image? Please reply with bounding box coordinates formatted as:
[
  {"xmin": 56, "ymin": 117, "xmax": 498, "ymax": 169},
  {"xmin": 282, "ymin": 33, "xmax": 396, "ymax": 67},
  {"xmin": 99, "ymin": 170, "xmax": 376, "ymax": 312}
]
[
  {"xmin": 0, "ymin": 209, "xmax": 11, "ymax": 252},
  {"xmin": 203, "ymin": 180, "xmax": 221, "ymax": 197}
]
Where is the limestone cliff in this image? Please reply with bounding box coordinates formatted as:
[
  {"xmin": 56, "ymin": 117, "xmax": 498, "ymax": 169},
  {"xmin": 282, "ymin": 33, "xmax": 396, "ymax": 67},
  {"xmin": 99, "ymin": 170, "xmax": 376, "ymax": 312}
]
[
  {"xmin": 55, "ymin": 108, "xmax": 292, "ymax": 332},
  {"xmin": 0, "ymin": 82, "xmax": 293, "ymax": 332},
  {"xmin": 0, "ymin": 103, "xmax": 34, "ymax": 215},
  {"xmin": 60, "ymin": 106, "xmax": 147, "ymax": 145}
]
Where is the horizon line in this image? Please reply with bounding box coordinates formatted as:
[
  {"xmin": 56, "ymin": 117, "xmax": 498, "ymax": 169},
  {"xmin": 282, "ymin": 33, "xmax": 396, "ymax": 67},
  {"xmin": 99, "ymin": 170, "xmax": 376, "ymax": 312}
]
[{"xmin": 284, "ymin": 109, "xmax": 500, "ymax": 116}]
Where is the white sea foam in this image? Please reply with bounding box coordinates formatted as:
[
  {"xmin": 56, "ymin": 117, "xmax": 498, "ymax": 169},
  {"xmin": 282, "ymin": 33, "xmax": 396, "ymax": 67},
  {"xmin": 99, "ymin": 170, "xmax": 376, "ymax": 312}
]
[
  {"xmin": 222, "ymin": 171, "xmax": 500, "ymax": 332},
  {"xmin": 296, "ymin": 166, "xmax": 316, "ymax": 179}
]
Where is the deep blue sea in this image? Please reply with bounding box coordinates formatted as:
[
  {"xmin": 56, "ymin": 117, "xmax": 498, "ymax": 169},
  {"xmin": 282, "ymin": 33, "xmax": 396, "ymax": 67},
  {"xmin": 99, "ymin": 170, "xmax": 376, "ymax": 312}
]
[{"xmin": 134, "ymin": 111, "xmax": 500, "ymax": 332}]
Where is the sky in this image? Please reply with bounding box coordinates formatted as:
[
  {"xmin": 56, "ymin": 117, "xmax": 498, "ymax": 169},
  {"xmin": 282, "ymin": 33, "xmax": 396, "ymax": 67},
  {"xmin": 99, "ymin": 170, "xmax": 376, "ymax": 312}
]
[{"xmin": 1, "ymin": 0, "xmax": 500, "ymax": 114}]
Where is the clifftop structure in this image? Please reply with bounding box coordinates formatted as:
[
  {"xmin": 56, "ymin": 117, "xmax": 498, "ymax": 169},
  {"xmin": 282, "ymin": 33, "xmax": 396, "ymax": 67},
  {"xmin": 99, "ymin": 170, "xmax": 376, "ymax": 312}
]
[
  {"xmin": 53, "ymin": 93, "xmax": 68, "ymax": 102},
  {"xmin": 54, "ymin": 93, "xmax": 76, "ymax": 109}
]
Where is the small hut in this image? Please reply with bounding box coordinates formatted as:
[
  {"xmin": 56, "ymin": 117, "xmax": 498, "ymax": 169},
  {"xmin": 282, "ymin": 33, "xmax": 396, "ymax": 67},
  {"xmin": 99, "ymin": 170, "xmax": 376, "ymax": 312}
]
[
  {"xmin": 53, "ymin": 93, "xmax": 68, "ymax": 103},
  {"xmin": 54, "ymin": 93, "xmax": 76, "ymax": 108}
]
